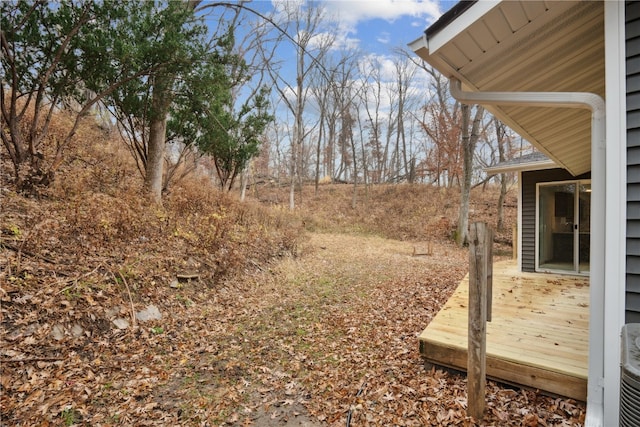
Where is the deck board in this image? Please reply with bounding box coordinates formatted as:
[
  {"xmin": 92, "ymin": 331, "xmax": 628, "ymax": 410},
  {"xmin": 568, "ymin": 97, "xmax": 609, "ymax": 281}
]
[{"xmin": 419, "ymin": 260, "xmax": 589, "ymax": 400}]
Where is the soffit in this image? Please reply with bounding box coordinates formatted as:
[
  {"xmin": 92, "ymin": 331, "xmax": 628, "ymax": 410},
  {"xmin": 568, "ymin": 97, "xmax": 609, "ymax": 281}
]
[{"xmin": 413, "ymin": 1, "xmax": 604, "ymax": 176}]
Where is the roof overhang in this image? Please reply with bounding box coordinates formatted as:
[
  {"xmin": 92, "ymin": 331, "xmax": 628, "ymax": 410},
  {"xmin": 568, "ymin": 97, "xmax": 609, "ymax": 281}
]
[
  {"xmin": 484, "ymin": 154, "xmax": 557, "ymax": 175},
  {"xmin": 410, "ymin": 1, "xmax": 604, "ymax": 176}
]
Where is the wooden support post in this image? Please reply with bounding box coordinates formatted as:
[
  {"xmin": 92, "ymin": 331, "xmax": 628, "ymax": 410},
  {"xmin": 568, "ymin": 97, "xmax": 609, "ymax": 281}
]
[{"xmin": 468, "ymin": 222, "xmax": 491, "ymax": 420}]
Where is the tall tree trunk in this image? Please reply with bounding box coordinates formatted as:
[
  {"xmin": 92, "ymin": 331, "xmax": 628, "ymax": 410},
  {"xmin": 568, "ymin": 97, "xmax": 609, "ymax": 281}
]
[
  {"xmin": 457, "ymin": 105, "xmax": 485, "ymax": 246},
  {"xmin": 289, "ymin": 142, "xmax": 296, "ymax": 210},
  {"xmin": 240, "ymin": 163, "xmax": 249, "ymax": 202},
  {"xmin": 145, "ymin": 115, "xmax": 166, "ymax": 203},
  {"xmin": 314, "ymin": 108, "xmax": 324, "ymax": 194},
  {"xmin": 145, "ymin": 75, "xmax": 171, "ymax": 204},
  {"xmin": 495, "ymin": 118, "xmax": 507, "ymax": 231},
  {"xmin": 457, "ymin": 104, "xmax": 471, "ymax": 246},
  {"xmin": 141, "ymin": 0, "xmax": 201, "ymax": 203},
  {"xmin": 350, "ymin": 117, "xmax": 358, "ymax": 209}
]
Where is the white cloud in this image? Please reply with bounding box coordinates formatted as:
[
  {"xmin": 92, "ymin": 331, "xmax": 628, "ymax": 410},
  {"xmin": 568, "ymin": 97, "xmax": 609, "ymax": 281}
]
[
  {"xmin": 322, "ymin": 0, "xmax": 442, "ymax": 31},
  {"xmin": 308, "ymin": 31, "xmax": 360, "ymax": 51},
  {"xmin": 376, "ymin": 31, "xmax": 391, "ymax": 44}
]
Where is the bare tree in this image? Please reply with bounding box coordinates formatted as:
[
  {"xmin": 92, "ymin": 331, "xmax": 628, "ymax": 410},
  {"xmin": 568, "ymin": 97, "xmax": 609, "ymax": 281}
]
[
  {"xmin": 357, "ymin": 57, "xmax": 382, "ymax": 183},
  {"xmin": 457, "ymin": 104, "xmax": 485, "ymax": 246},
  {"xmin": 417, "ymin": 70, "xmax": 462, "ymax": 186},
  {"xmin": 392, "ymin": 56, "xmax": 417, "ymax": 183},
  {"xmin": 262, "ymin": 1, "xmax": 332, "ymax": 210},
  {"xmin": 495, "ymin": 118, "xmax": 509, "ymax": 231},
  {"xmin": 309, "ymin": 59, "xmax": 341, "ymax": 192}
]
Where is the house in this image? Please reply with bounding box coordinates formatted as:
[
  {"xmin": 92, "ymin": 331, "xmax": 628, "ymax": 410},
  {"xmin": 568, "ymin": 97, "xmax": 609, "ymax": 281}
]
[
  {"xmin": 410, "ymin": 1, "xmax": 637, "ymax": 426},
  {"xmin": 485, "ymin": 151, "xmax": 591, "ymax": 275}
]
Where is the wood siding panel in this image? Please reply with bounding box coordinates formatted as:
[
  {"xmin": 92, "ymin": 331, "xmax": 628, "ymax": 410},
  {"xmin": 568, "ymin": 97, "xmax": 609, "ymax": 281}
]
[
  {"xmin": 628, "ymin": 256, "xmax": 640, "ymax": 276},
  {"xmin": 628, "ymin": 128, "xmax": 640, "ymax": 147},
  {"xmin": 628, "ymin": 73, "xmax": 640, "ymax": 93},
  {"xmin": 629, "ymin": 110, "xmax": 640, "ymax": 130},
  {"xmin": 626, "ymin": 238, "xmax": 640, "ymax": 256},
  {"xmin": 629, "ymin": 91, "xmax": 640, "ymax": 111},
  {"xmin": 627, "ymin": 2, "xmax": 640, "ymax": 322},
  {"xmin": 628, "ymin": 222, "xmax": 640, "ymax": 239},
  {"xmin": 628, "ymin": 183, "xmax": 640, "ymax": 201},
  {"xmin": 521, "ymin": 169, "xmax": 589, "ymax": 273},
  {"xmin": 628, "ymin": 164, "xmax": 640, "ymax": 183},
  {"xmin": 627, "ymin": 273, "xmax": 640, "ymax": 293},
  {"xmin": 628, "ymin": 201, "xmax": 640, "ymax": 219}
]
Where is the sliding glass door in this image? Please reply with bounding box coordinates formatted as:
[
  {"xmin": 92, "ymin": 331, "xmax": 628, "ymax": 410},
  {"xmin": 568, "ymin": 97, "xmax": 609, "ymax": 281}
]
[{"xmin": 537, "ymin": 180, "xmax": 590, "ymax": 274}]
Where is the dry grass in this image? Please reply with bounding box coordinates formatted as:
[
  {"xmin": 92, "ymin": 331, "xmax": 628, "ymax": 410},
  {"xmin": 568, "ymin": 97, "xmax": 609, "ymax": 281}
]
[{"xmin": 248, "ymin": 182, "xmax": 517, "ymax": 250}]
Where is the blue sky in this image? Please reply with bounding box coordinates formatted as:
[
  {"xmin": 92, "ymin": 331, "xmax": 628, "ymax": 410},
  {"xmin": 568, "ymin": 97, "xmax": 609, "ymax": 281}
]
[
  {"xmin": 199, "ymin": 0, "xmax": 462, "ymax": 146},
  {"xmin": 244, "ymin": 0, "xmax": 457, "ymax": 55},
  {"xmin": 320, "ymin": 0, "xmax": 456, "ymax": 52},
  {"xmin": 221, "ymin": 0, "xmax": 459, "ymax": 101}
]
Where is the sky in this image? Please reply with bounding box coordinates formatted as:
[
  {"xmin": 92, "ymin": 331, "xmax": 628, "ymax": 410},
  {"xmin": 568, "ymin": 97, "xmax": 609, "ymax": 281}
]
[
  {"xmin": 200, "ymin": 0, "xmax": 460, "ymax": 87},
  {"xmin": 247, "ymin": 0, "xmax": 457, "ymax": 55},
  {"xmin": 200, "ymin": 0, "xmax": 462, "ymax": 146},
  {"xmin": 317, "ymin": 0, "xmax": 456, "ymax": 52},
  {"xmin": 221, "ymin": 0, "xmax": 459, "ymax": 98}
]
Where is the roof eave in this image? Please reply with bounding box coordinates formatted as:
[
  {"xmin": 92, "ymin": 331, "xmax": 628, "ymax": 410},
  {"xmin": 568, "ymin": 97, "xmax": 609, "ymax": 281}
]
[{"xmin": 484, "ymin": 159, "xmax": 558, "ymax": 175}]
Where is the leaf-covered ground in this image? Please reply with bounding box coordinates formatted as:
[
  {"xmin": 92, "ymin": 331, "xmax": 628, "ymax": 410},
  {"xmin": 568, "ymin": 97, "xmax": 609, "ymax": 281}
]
[{"xmin": 1, "ymin": 229, "xmax": 585, "ymax": 426}]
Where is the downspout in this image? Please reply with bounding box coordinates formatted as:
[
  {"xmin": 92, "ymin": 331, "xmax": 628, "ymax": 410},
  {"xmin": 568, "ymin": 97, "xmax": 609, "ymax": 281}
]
[{"xmin": 449, "ymin": 78, "xmax": 606, "ymax": 423}]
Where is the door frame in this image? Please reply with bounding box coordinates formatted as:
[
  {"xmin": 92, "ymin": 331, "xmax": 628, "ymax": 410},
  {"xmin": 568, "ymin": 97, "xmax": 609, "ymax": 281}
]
[{"xmin": 535, "ymin": 179, "xmax": 591, "ymax": 275}]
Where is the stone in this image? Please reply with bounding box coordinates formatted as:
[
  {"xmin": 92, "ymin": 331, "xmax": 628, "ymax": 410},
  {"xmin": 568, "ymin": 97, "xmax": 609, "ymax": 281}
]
[
  {"xmin": 51, "ymin": 324, "xmax": 65, "ymax": 341},
  {"xmin": 106, "ymin": 306, "xmax": 123, "ymax": 319},
  {"xmin": 135, "ymin": 305, "xmax": 162, "ymax": 322},
  {"xmin": 112, "ymin": 318, "xmax": 129, "ymax": 330},
  {"xmin": 71, "ymin": 324, "xmax": 84, "ymax": 337}
]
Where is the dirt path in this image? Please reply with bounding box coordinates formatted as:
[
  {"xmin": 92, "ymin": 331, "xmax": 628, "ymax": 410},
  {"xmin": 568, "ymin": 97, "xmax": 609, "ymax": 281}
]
[{"xmin": 212, "ymin": 232, "xmax": 469, "ymax": 426}]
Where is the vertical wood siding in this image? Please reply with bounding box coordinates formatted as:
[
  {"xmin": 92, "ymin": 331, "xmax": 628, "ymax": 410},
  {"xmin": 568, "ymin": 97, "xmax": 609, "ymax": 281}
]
[
  {"xmin": 521, "ymin": 169, "xmax": 590, "ymax": 273},
  {"xmin": 626, "ymin": 1, "xmax": 640, "ymax": 323}
]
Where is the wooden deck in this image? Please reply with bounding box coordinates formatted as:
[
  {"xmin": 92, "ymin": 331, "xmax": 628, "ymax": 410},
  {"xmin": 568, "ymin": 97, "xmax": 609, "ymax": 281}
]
[{"xmin": 419, "ymin": 260, "xmax": 589, "ymax": 401}]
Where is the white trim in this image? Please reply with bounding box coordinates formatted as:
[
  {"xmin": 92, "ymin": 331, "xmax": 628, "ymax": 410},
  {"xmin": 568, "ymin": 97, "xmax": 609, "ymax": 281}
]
[
  {"xmin": 535, "ymin": 182, "xmax": 540, "ymax": 272},
  {"xmin": 534, "ymin": 180, "xmax": 591, "ymax": 276},
  {"xmin": 485, "ymin": 159, "xmax": 557, "ymax": 175},
  {"xmin": 428, "ymin": 1, "xmax": 500, "ymax": 53},
  {"xmin": 518, "ymin": 171, "xmax": 523, "ymax": 272},
  {"xmin": 599, "ymin": 2, "xmax": 627, "ymax": 426}
]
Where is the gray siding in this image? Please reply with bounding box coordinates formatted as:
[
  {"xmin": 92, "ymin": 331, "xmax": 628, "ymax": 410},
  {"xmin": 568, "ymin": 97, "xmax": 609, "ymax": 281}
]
[
  {"xmin": 521, "ymin": 169, "xmax": 590, "ymax": 272},
  {"xmin": 627, "ymin": 1, "xmax": 640, "ymax": 323}
]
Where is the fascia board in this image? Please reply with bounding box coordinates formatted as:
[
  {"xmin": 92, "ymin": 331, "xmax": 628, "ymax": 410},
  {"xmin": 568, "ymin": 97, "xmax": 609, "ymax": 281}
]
[
  {"xmin": 484, "ymin": 160, "xmax": 557, "ymax": 174},
  {"xmin": 428, "ymin": 1, "xmax": 501, "ymax": 54}
]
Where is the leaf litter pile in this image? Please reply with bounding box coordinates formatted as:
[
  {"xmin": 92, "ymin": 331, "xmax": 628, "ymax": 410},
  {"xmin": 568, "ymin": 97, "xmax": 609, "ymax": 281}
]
[{"xmin": 1, "ymin": 186, "xmax": 586, "ymax": 426}]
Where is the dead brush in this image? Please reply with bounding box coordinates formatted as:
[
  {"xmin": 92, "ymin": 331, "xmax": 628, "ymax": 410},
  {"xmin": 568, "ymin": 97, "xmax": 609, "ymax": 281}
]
[{"xmin": 163, "ymin": 176, "xmax": 303, "ymax": 283}]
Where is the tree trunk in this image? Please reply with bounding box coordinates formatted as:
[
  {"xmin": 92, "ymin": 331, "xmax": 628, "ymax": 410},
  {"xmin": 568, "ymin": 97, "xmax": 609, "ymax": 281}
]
[
  {"xmin": 350, "ymin": 116, "xmax": 358, "ymax": 209},
  {"xmin": 314, "ymin": 108, "xmax": 324, "ymax": 194},
  {"xmin": 240, "ymin": 164, "xmax": 249, "ymax": 202},
  {"xmin": 145, "ymin": 115, "xmax": 167, "ymax": 203},
  {"xmin": 495, "ymin": 119, "xmax": 507, "ymax": 231},
  {"xmin": 457, "ymin": 105, "xmax": 485, "ymax": 246},
  {"xmin": 457, "ymin": 104, "xmax": 471, "ymax": 246},
  {"xmin": 289, "ymin": 138, "xmax": 297, "ymax": 211},
  {"xmin": 144, "ymin": 75, "xmax": 171, "ymax": 204}
]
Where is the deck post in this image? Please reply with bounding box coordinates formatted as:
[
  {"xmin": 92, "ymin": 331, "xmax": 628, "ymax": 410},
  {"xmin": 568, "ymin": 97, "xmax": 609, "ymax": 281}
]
[{"xmin": 468, "ymin": 222, "xmax": 492, "ymax": 420}]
